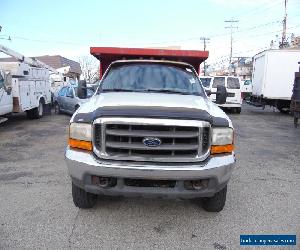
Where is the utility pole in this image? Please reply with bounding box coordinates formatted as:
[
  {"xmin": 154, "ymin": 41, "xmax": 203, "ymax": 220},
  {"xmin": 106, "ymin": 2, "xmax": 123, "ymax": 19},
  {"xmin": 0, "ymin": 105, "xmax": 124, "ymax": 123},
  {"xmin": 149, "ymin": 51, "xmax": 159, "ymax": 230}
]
[
  {"xmin": 280, "ymin": 0, "xmax": 288, "ymax": 48},
  {"xmin": 200, "ymin": 37, "xmax": 210, "ymax": 76},
  {"xmin": 225, "ymin": 19, "xmax": 238, "ymax": 72}
]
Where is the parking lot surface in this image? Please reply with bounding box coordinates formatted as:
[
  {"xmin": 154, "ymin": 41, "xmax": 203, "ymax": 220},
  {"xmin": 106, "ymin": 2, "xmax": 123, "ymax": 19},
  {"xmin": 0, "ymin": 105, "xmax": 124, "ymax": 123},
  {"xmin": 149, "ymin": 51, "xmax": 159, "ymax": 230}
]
[{"xmin": 0, "ymin": 105, "xmax": 299, "ymax": 249}]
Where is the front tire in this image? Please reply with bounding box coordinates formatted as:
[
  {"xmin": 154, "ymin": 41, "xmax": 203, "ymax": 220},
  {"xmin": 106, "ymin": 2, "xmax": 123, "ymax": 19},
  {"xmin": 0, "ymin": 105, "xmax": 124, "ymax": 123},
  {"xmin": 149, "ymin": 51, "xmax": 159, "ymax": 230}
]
[
  {"xmin": 72, "ymin": 183, "xmax": 96, "ymax": 209},
  {"xmin": 201, "ymin": 185, "xmax": 227, "ymax": 212}
]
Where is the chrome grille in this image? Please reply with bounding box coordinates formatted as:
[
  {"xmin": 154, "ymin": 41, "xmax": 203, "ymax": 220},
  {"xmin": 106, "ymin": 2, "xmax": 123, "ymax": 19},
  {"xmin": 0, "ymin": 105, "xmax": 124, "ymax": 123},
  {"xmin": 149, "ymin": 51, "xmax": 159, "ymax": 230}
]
[{"xmin": 93, "ymin": 118, "xmax": 211, "ymax": 162}]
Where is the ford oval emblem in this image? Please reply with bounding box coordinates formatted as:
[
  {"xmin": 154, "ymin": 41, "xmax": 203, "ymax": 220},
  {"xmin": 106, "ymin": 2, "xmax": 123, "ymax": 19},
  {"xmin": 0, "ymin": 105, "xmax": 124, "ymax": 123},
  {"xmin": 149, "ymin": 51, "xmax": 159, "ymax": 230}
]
[{"xmin": 143, "ymin": 137, "xmax": 161, "ymax": 147}]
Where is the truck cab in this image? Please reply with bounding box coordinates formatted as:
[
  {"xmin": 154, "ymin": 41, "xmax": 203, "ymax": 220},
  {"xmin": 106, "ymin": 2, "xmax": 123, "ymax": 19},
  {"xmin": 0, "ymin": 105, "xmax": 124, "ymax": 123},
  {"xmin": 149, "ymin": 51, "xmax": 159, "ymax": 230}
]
[
  {"xmin": 0, "ymin": 70, "xmax": 13, "ymax": 119},
  {"xmin": 65, "ymin": 48, "xmax": 235, "ymax": 212}
]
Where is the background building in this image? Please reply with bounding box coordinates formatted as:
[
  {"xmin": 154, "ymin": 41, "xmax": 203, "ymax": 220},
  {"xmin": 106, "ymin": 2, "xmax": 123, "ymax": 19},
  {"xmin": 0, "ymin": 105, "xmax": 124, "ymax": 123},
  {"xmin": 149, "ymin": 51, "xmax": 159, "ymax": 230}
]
[{"xmin": 0, "ymin": 55, "xmax": 82, "ymax": 80}]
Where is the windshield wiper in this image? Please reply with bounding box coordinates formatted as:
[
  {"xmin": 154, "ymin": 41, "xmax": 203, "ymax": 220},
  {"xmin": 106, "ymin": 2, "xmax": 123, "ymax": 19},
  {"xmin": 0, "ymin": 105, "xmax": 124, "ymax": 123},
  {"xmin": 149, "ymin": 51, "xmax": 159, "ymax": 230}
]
[
  {"xmin": 99, "ymin": 88, "xmax": 138, "ymax": 93},
  {"xmin": 144, "ymin": 89, "xmax": 200, "ymax": 96}
]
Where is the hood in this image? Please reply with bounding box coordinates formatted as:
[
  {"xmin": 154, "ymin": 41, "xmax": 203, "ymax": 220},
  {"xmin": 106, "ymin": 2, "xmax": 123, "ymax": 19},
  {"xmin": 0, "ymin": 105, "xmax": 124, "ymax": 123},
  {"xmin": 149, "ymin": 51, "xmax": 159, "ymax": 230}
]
[{"xmin": 71, "ymin": 92, "xmax": 231, "ymax": 127}]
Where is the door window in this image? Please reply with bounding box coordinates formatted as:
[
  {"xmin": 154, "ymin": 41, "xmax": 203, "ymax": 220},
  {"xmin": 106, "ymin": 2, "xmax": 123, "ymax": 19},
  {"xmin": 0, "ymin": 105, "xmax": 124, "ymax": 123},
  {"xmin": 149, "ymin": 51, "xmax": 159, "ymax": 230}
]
[
  {"xmin": 66, "ymin": 87, "xmax": 74, "ymax": 98},
  {"xmin": 212, "ymin": 77, "xmax": 225, "ymax": 88},
  {"xmin": 86, "ymin": 89, "xmax": 94, "ymax": 97},
  {"xmin": 58, "ymin": 87, "xmax": 68, "ymax": 97},
  {"xmin": 227, "ymin": 77, "xmax": 240, "ymax": 89}
]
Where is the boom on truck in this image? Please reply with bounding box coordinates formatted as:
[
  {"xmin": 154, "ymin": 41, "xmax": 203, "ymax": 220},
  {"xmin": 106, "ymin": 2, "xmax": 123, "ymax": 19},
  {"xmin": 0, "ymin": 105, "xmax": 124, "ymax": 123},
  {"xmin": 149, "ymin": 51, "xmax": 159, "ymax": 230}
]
[{"xmin": 0, "ymin": 44, "xmax": 54, "ymax": 123}]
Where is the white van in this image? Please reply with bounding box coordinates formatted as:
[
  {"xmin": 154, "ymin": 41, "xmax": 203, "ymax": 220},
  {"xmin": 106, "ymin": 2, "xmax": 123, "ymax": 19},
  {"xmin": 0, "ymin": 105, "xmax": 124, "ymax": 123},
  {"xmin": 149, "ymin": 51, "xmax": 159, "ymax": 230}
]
[
  {"xmin": 199, "ymin": 76, "xmax": 213, "ymax": 92},
  {"xmin": 210, "ymin": 76, "xmax": 242, "ymax": 113}
]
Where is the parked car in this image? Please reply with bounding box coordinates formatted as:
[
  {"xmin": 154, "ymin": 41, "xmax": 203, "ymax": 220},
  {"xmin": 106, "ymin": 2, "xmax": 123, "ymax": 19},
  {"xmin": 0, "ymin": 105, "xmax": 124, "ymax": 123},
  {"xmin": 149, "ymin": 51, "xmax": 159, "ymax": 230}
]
[
  {"xmin": 199, "ymin": 76, "xmax": 213, "ymax": 91},
  {"xmin": 210, "ymin": 76, "xmax": 242, "ymax": 113},
  {"xmin": 54, "ymin": 85, "xmax": 94, "ymax": 114},
  {"xmin": 241, "ymin": 79, "xmax": 252, "ymax": 99}
]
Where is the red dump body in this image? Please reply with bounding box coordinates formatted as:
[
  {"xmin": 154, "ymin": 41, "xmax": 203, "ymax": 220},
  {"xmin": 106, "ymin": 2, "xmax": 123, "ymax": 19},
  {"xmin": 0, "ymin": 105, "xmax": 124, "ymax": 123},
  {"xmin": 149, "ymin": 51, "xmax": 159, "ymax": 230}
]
[{"xmin": 90, "ymin": 47, "xmax": 209, "ymax": 79}]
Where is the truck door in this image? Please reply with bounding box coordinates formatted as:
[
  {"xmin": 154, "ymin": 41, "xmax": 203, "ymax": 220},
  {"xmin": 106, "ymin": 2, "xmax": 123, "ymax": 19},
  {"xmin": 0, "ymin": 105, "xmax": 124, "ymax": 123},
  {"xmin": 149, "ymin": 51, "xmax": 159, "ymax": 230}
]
[
  {"xmin": 57, "ymin": 86, "xmax": 68, "ymax": 111},
  {"xmin": 0, "ymin": 73, "xmax": 13, "ymax": 115},
  {"xmin": 226, "ymin": 77, "xmax": 242, "ymax": 104},
  {"xmin": 18, "ymin": 80, "xmax": 31, "ymax": 111},
  {"xmin": 211, "ymin": 77, "xmax": 225, "ymax": 102},
  {"xmin": 65, "ymin": 87, "xmax": 76, "ymax": 113}
]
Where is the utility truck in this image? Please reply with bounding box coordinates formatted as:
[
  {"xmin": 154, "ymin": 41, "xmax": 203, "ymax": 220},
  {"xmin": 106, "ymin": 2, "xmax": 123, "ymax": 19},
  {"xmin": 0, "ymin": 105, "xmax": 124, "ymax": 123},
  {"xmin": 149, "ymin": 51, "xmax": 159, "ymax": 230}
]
[
  {"xmin": 65, "ymin": 47, "xmax": 235, "ymax": 212},
  {"xmin": 248, "ymin": 49, "xmax": 300, "ymax": 112},
  {"xmin": 0, "ymin": 44, "xmax": 52, "ymax": 123}
]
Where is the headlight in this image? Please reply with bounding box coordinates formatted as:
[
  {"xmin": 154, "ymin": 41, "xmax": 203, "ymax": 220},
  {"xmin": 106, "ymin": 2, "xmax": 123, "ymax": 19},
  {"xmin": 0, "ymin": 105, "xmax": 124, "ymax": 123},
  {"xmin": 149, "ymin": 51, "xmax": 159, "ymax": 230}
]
[
  {"xmin": 69, "ymin": 123, "xmax": 92, "ymax": 151},
  {"xmin": 211, "ymin": 127, "xmax": 234, "ymax": 154},
  {"xmin": 212, "ymin": 127, "xmax": 233, "ymax": 145},
  {"xmin": 69, "ymin": 123, "xmax": 92, "ymax": 141}
]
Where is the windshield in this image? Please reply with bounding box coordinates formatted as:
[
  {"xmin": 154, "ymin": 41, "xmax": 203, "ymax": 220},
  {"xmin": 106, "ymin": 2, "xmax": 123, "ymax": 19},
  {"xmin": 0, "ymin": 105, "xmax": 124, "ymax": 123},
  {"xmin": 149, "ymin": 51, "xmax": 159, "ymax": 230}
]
[
  {"xmin": 199, "ymin": 77, "xmax": 212, "ymax": 87},
  {"xmin": 99, "ymin": 64, "xmax": 204, "ymax": 96}
]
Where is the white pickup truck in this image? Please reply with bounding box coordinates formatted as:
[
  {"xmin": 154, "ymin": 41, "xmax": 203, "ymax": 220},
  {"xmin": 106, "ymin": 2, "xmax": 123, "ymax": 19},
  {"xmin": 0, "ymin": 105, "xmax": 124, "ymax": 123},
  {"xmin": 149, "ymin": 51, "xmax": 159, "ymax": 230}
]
[{"xmin": 65, "ymin": 48, "xmax": 236, "ymax": 212}]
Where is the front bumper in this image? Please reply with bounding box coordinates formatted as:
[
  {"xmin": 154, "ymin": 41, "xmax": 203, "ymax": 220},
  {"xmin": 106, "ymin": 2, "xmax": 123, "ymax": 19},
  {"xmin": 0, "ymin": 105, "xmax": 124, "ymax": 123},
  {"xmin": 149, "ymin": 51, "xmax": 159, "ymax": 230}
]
[
  {"xmin": 65, "ymin": 147, "xmax": 236, "ymax": 198},
  {"xmin": 218, "ymin": 103, "xmax": 241, "ymax": 108}
]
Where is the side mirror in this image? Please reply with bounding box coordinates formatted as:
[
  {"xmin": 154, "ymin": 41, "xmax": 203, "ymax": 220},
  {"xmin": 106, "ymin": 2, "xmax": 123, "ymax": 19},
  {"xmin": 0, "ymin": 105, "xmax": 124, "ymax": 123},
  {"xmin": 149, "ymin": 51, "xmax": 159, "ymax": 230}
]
[
  {"xmin": 215, "ymin": 85, "xmax": 227, "ymax": 104},
  {"xmin": 77, "ymin": 80, "xmax": 87, "ymax": 99},
  {"xmin": 6, "ymin": 86, "xmax": 12, "ymax": 95}
]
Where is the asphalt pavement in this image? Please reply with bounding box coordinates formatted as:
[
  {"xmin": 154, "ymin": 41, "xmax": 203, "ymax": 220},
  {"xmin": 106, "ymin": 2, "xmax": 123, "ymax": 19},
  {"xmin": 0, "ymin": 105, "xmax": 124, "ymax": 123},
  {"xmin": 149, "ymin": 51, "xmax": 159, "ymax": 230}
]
[{"xmin": 0, "ymin": 104, "xmax": 299, "ymax": 249}]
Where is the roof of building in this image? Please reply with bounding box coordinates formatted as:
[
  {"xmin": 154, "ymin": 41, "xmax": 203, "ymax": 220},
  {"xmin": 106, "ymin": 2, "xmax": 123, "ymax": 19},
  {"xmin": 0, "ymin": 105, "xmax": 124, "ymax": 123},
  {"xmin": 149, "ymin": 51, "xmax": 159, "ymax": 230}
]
[{"xmin": 0, "ymin": 55, "xmax": 82, "ymax": 74}]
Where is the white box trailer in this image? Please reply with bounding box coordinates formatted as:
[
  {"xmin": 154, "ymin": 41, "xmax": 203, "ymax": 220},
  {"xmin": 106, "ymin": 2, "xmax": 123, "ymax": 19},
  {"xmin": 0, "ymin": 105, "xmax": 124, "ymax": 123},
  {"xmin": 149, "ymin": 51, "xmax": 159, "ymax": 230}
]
[{"xmin": 249, "ymin": 49, "xmax": 300, "ymax": 112}]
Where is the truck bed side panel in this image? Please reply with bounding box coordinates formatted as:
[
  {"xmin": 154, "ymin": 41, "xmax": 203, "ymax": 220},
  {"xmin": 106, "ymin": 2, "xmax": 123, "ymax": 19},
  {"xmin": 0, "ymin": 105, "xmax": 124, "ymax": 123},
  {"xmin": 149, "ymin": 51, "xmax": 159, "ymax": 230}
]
[{"xmin": 264, "ymin": 51, "xmax": 300, "ymax": 100}]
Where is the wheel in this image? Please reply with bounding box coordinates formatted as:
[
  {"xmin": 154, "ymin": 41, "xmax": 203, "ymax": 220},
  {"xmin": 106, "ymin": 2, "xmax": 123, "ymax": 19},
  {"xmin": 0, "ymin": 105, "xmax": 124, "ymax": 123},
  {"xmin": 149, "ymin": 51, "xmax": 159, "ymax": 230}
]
[
  {"xmin": 201, "ymin": 186, "xmax": 227, "ymax": 212},
  {"xmin": 26, "ymin": 100, "xmax": 43, "ymax": 119},
  {"xmin": 276, "ymin": 101, "xmax": 290, "ymax": 114},
  {"xmin": 54, "ymin": 102, "xmax": 61, "ymax": 114},
  {"xmin": 236, "ymin": 107, "xmax": 241, "ymax": 114},
  {"xmin": 72, "ymin": 183, "xmax": 96, "ymax": 209},
  {"xmin": 294, "ymin": 117, "xmax": 298, "ymax": 128}
]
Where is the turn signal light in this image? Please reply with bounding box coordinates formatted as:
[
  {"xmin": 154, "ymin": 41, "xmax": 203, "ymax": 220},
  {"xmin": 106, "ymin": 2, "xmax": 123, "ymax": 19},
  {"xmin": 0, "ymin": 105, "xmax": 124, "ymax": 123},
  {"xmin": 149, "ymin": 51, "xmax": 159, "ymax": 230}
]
[
  {"xmin": 211, "ymin": 144, "xmax": 234, "ymax": 154},
  {"xmin": 68, "ymin": 138, "xmax": 92, "ymax": 151}
]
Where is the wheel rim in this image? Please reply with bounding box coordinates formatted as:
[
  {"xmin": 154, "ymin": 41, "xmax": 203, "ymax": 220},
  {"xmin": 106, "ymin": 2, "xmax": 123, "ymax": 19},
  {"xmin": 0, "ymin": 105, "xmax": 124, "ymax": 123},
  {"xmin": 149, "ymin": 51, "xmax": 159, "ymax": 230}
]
[
  {"xmin": 39, "ymin": 102, "xmax": 43, "ymax": 116},
  {"xmin": 55, "ymin": 103, "xmax": 59, "ymax": 113}
]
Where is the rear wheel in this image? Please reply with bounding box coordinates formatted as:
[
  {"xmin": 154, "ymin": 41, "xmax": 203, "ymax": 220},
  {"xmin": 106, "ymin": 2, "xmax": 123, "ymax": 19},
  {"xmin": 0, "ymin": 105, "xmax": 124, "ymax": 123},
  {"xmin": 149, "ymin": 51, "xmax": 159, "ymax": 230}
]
[
  {"xmin": 236, "ymin": 107, "xmax": 241, "ymax": 114},
  {"xmin": 201, "ymin": 186, "xmax": 227, "ymax": 212},
  {"xmin": 294, "ymin": 117, "xmax": 298, "ymax": 128},
  {"xmin": 72, "ymin": 183, "xmax": 97, "ymax": 209},
  {"xmin": 26, "ymin": 100, "xmax": 44, "ymax": 119},
  {"xmin": 54, "ymin": 102, "xmax": 61, "ymax": 114}
]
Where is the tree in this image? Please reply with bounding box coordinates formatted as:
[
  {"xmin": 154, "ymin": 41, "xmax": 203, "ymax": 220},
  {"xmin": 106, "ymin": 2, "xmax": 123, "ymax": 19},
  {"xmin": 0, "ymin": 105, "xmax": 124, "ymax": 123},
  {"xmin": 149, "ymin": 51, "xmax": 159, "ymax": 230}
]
[{"xmin": 78, "ymin": 55, "xmax": 100, "ymax": 83}]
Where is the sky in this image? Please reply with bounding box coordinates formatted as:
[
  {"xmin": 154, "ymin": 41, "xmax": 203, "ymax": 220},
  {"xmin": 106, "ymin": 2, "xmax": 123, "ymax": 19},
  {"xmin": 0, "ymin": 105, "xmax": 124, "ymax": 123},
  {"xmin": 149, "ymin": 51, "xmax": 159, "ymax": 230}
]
[{"xmin": 1, "ymin": 0, "xmax": 300, "ymax": 69}]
